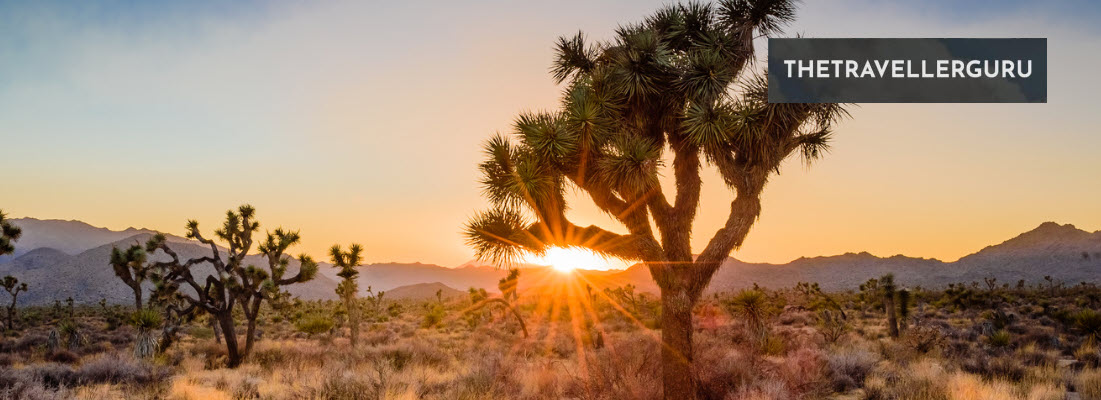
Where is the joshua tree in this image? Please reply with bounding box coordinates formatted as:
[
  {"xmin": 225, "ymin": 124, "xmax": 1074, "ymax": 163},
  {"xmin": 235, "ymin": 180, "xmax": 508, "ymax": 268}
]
[
  {"xmin": 897, "ymin": 288, "xmax": 911, "ymax": 333},
  {"xmin": 329, "ymin": 243, "xmax": 364, "ymax": 347},
  {"xmin": 0, "ymin": 210, "xmax": 22, "ymax": 257},
  {"xmin": 498, "ymin": 269, "xmax": 520, "ymax": 303},
  {"xmin": 881, "ymin": 274, "xmax": 899, "ymax": 338},
  {"xmin": 462, "ymin": 1, "xmax": 845, "ymax": 395},
  {"xmin": 145, "ymin": 205, "xmax": 318, "ymax": 367},
  {"xmin": 984, "ymin": 277, "xmax": 998, "ymax": 292},
  {"xmin": 110, "ymin": 243, "xmax": 152, "ymax": 309},
  {"xmin": 3, "ymin": 275, "xmax": 28, "ymax": 330}
]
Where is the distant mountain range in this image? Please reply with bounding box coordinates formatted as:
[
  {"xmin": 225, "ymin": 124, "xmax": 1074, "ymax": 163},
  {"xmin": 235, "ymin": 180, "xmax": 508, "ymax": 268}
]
[{"xmin": 1, "ymin": 218, "xmax": 1099, "ymax": 304}]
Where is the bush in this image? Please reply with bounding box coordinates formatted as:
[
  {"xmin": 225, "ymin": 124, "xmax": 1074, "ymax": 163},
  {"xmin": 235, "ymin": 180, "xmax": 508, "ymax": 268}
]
[
  {"xmin": 422, "ymin": 305, "xmax": 445, "ymax": 329},
  {"xmin": 988, "ymin": 330, "xmax": 1011, "ymax": 348},
  {"xmin": 319, "ymin": 372, "xmax": 376, "ymax": 400},
  {"xmin": 45, "ymin": 350, "xmax": 80, "ymax": 364},
  {"xmin": 1077, "ymin": 369, "xmax": 1101, "ymax": 400},
  {"xmin": 827, "ymin": 347, "xmax": 879, "ymax": 391},
  {"xmin": 295, "ymin": 314, "xmax": 334, "ymax": 336},
  {"xmin": 75, "ymin": 353, "xmax": 171, "ymax": 386}
]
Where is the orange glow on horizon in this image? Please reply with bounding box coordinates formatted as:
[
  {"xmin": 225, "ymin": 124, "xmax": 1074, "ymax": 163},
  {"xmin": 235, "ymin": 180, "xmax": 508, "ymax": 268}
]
[{"xmin": 524, "ymin": 247, "xmax": 621, "ymax": 273}]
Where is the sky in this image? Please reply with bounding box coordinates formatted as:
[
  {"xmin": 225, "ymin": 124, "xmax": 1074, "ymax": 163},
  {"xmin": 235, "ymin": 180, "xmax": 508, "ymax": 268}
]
[{"xmin": 1, "ymin": 0, "xmax": 1099, "ymax": 269}]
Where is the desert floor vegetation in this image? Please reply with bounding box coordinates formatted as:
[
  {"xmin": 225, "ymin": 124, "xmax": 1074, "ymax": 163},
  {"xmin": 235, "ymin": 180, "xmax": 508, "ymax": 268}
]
[{"xmin": 4, "ymin": 275, "xmax": 1101, "ymax": 399}]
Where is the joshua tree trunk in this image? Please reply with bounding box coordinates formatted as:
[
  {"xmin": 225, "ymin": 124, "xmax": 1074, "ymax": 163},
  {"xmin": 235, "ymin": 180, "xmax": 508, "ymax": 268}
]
[
  {"xmin": 212, "ymin": 318, "xmax": 223, "ymax": 344},
  {"xmin": 347, "ymin": 296, "xmax": 359, "ymax": 347},
  {"xmin": 132, "ymin": 287, "xmax": 143, "ymax": 311},
  {"xmin": 6, "ymin": 304, "xmax": 14, "ymax": 330},
  {"xmin": 885, "ymin": 294, "xmax": 899, "ymax": 338},
  {"xmin": 243, "ymin": 299, "xmax": 261, "ymax": 357},
  {"xmin": 217, "ymin": 313, "xmax": 243, "ymax": 368},
  {"xmin": 661, "ymin": 290, "xmax": 696, "ymax": 398}
]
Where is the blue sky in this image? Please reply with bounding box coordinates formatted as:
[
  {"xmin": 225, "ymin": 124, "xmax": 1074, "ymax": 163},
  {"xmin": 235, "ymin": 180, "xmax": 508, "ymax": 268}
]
[{"xmin": 1, "ymin": 0, "xmax": 1099, "ymax": 267}]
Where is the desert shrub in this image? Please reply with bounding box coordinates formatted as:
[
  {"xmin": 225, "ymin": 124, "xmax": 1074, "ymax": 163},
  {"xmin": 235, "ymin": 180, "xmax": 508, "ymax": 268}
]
[
  {"xmin": 778, "ymin": 347, "xmax": 827, "ymax": 394},
  {"xmin": 1078, "ymin": 369, "xmax": 1101, "ymax": 400},
  {"xmin": 422, "ymin": 305, "xmax": 445, "ymax": 329},
  {"xmin": 1077, "ymin": 342, "xmax": 1101, "ymax": 368},
  {"xmin": 189, "ymin": 341, "xmax": 227, "ymax": 368},
  {"xmin": 1017, "ymin": 343, "xmax": 1057, "ymax": 367},
  {"xmin": 816, "ymin": 309, "xmax": 847, "ymax": 344},
  {"xmin": 45, "ymin": 350, "xmax": 80, "ymax": 364},
  {"xmin": 295, "ymin": 314, "xmax": 334, "ymax": 336},
  {"xmin": 187, "ymin": 326, "xmax": 214, "ymax": 340},
  {"xmin": 319, "ymin": 372, "xmax": 376, "ymax": 400},
  {"xmin": 826, "ymin": 347, "xmax": 879, "ymax": 391},
  {"xmin": 75, "ymin": 353, "xmax": 170, "ymax": 386},
  {"xmin": 760, "ymin": 335, "xmax": 786, "ymax": 356},
  {"xmin": 695, "ymin": 349, "xmax": 755, "ymax": 397},
  {"xmin": 946, "ymin": 372, "xmax": 1017, "ymax": 400},
  {"xmin": 13, "ymin": 333, "xmax": 46, "ymax": 352},
  {"xmin": 1076, "ymin": 309, "xmax": 1101, "ymax": 342},
  {"xmin": 904, "ymin": 324, "xmax": 946, "ymax": 354},
  {"xmin": 988, "ymin": 330, "xmax": 1012, "ymax": 348},
  {"xmin": 362, "ymin": 330, "xmax": 392, "ymax": 347},
  {"xmin": 863, "ymin": 360, "xmax": 949, "ymax": 400},
  {"xmin": 960, "ymin": 354, "xmax": 1025, "ymax": 381},
  {"xmin": 22, "ymin": 363, "xmax": 77, "ymax": 389}
]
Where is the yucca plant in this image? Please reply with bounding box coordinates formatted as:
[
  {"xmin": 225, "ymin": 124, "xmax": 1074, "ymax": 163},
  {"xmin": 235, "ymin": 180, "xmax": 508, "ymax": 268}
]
[
  {"xmin": 57, "ymin": 320, "xmax": 81, "ymax": 350},
  {"xmin": 724, "ymin": 289, "xmax": 772, "ymax": 342},
  {"xmin": 47, "ymin": 328, "xmax": 60, "ymax": 352},
  {"xmin": 130, "ymin": 309, "xmax": 162, "ymax": 359},
  {"xmin": 462, "ymin": 1, "xmax": 847, "ymax": 396}
]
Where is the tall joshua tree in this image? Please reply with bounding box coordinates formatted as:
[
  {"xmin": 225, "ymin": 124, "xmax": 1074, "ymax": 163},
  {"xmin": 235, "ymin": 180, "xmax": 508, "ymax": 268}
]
[
  {"xmin": 110, "ymin": 244, "xmax": 150, "ymax": 310},
  {"xmin": 145, "ymin": 205, "xmax": 318, "ymax": 367},
  {"xmin": 463, "ymin": 1, "xmax": 846, "ymax": 396},
  {"xmin": 330, "ymin": 243, "xmax": 364, "ymax": 347},
  {"xmin": 3, "ymin": 275, "xmax": 28, "ymax": 330}
]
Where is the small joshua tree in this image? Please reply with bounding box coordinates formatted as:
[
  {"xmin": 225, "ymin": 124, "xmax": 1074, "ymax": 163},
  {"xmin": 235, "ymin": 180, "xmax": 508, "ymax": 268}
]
[
  {"xmin": 330, "ymin": 243, "xmax": 364, "ymax": 347},
  {"xmin": 3, "ymin": 275, "xmax": 28, "ymax": 330},
  {"xmin": 110, "ymin": 243, "xmax": 151, "ymax": 310},
  {"xmin": 145, "ymin": 205, "xmax": 318, "ymax": 367},
  {"xmin": 498, "ymin": 269, "xmax": 520, "ymax": 304},
  {"xmin": 881, "ymin": 274, "xmax": 899, "ymax": 338},
  {"xmin": 897, "ymin": 288, "xmax": 911, "ymax": 333}
]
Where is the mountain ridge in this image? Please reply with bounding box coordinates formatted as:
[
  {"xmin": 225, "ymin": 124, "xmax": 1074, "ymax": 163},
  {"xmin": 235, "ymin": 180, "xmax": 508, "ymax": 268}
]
[{"xmin": 1, "ymin": 218, "xmax": 1099, "ymax": 303}]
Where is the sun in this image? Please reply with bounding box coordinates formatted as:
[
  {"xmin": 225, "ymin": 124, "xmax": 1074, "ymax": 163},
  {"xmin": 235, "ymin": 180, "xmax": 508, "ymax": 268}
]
[{"xmin": 525, "ymin": 247, "xmax": 610, "ymax": 273}]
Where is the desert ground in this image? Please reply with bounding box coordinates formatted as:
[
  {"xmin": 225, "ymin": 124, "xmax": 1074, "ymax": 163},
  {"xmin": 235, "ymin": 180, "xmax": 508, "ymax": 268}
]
[{"xmin": 4, "ymin": 273, "xmax": 1101, "ymax": 400}]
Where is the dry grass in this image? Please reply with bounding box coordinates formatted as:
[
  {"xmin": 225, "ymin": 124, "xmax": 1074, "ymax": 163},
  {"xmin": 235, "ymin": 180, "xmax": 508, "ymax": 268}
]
[{"xmin": 7, "ymin": 283, "xmax": 1101, "ymax": 399}]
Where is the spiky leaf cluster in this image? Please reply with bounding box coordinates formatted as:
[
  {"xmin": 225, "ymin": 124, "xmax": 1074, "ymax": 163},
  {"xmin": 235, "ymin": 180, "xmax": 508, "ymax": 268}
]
[
  {"xmin": 465, "ymin": 0, "xmax": 847, "ymax": 267},
  {"xmin": 0, "ymin": 210, "xmax": 22, "ymax": 257}
]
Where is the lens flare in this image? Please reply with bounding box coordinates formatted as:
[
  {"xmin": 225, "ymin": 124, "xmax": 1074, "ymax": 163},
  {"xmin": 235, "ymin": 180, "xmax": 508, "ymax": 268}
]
[{"xmin": 525, "ymin": 247, "xmax": 609, "ymax": 273}]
